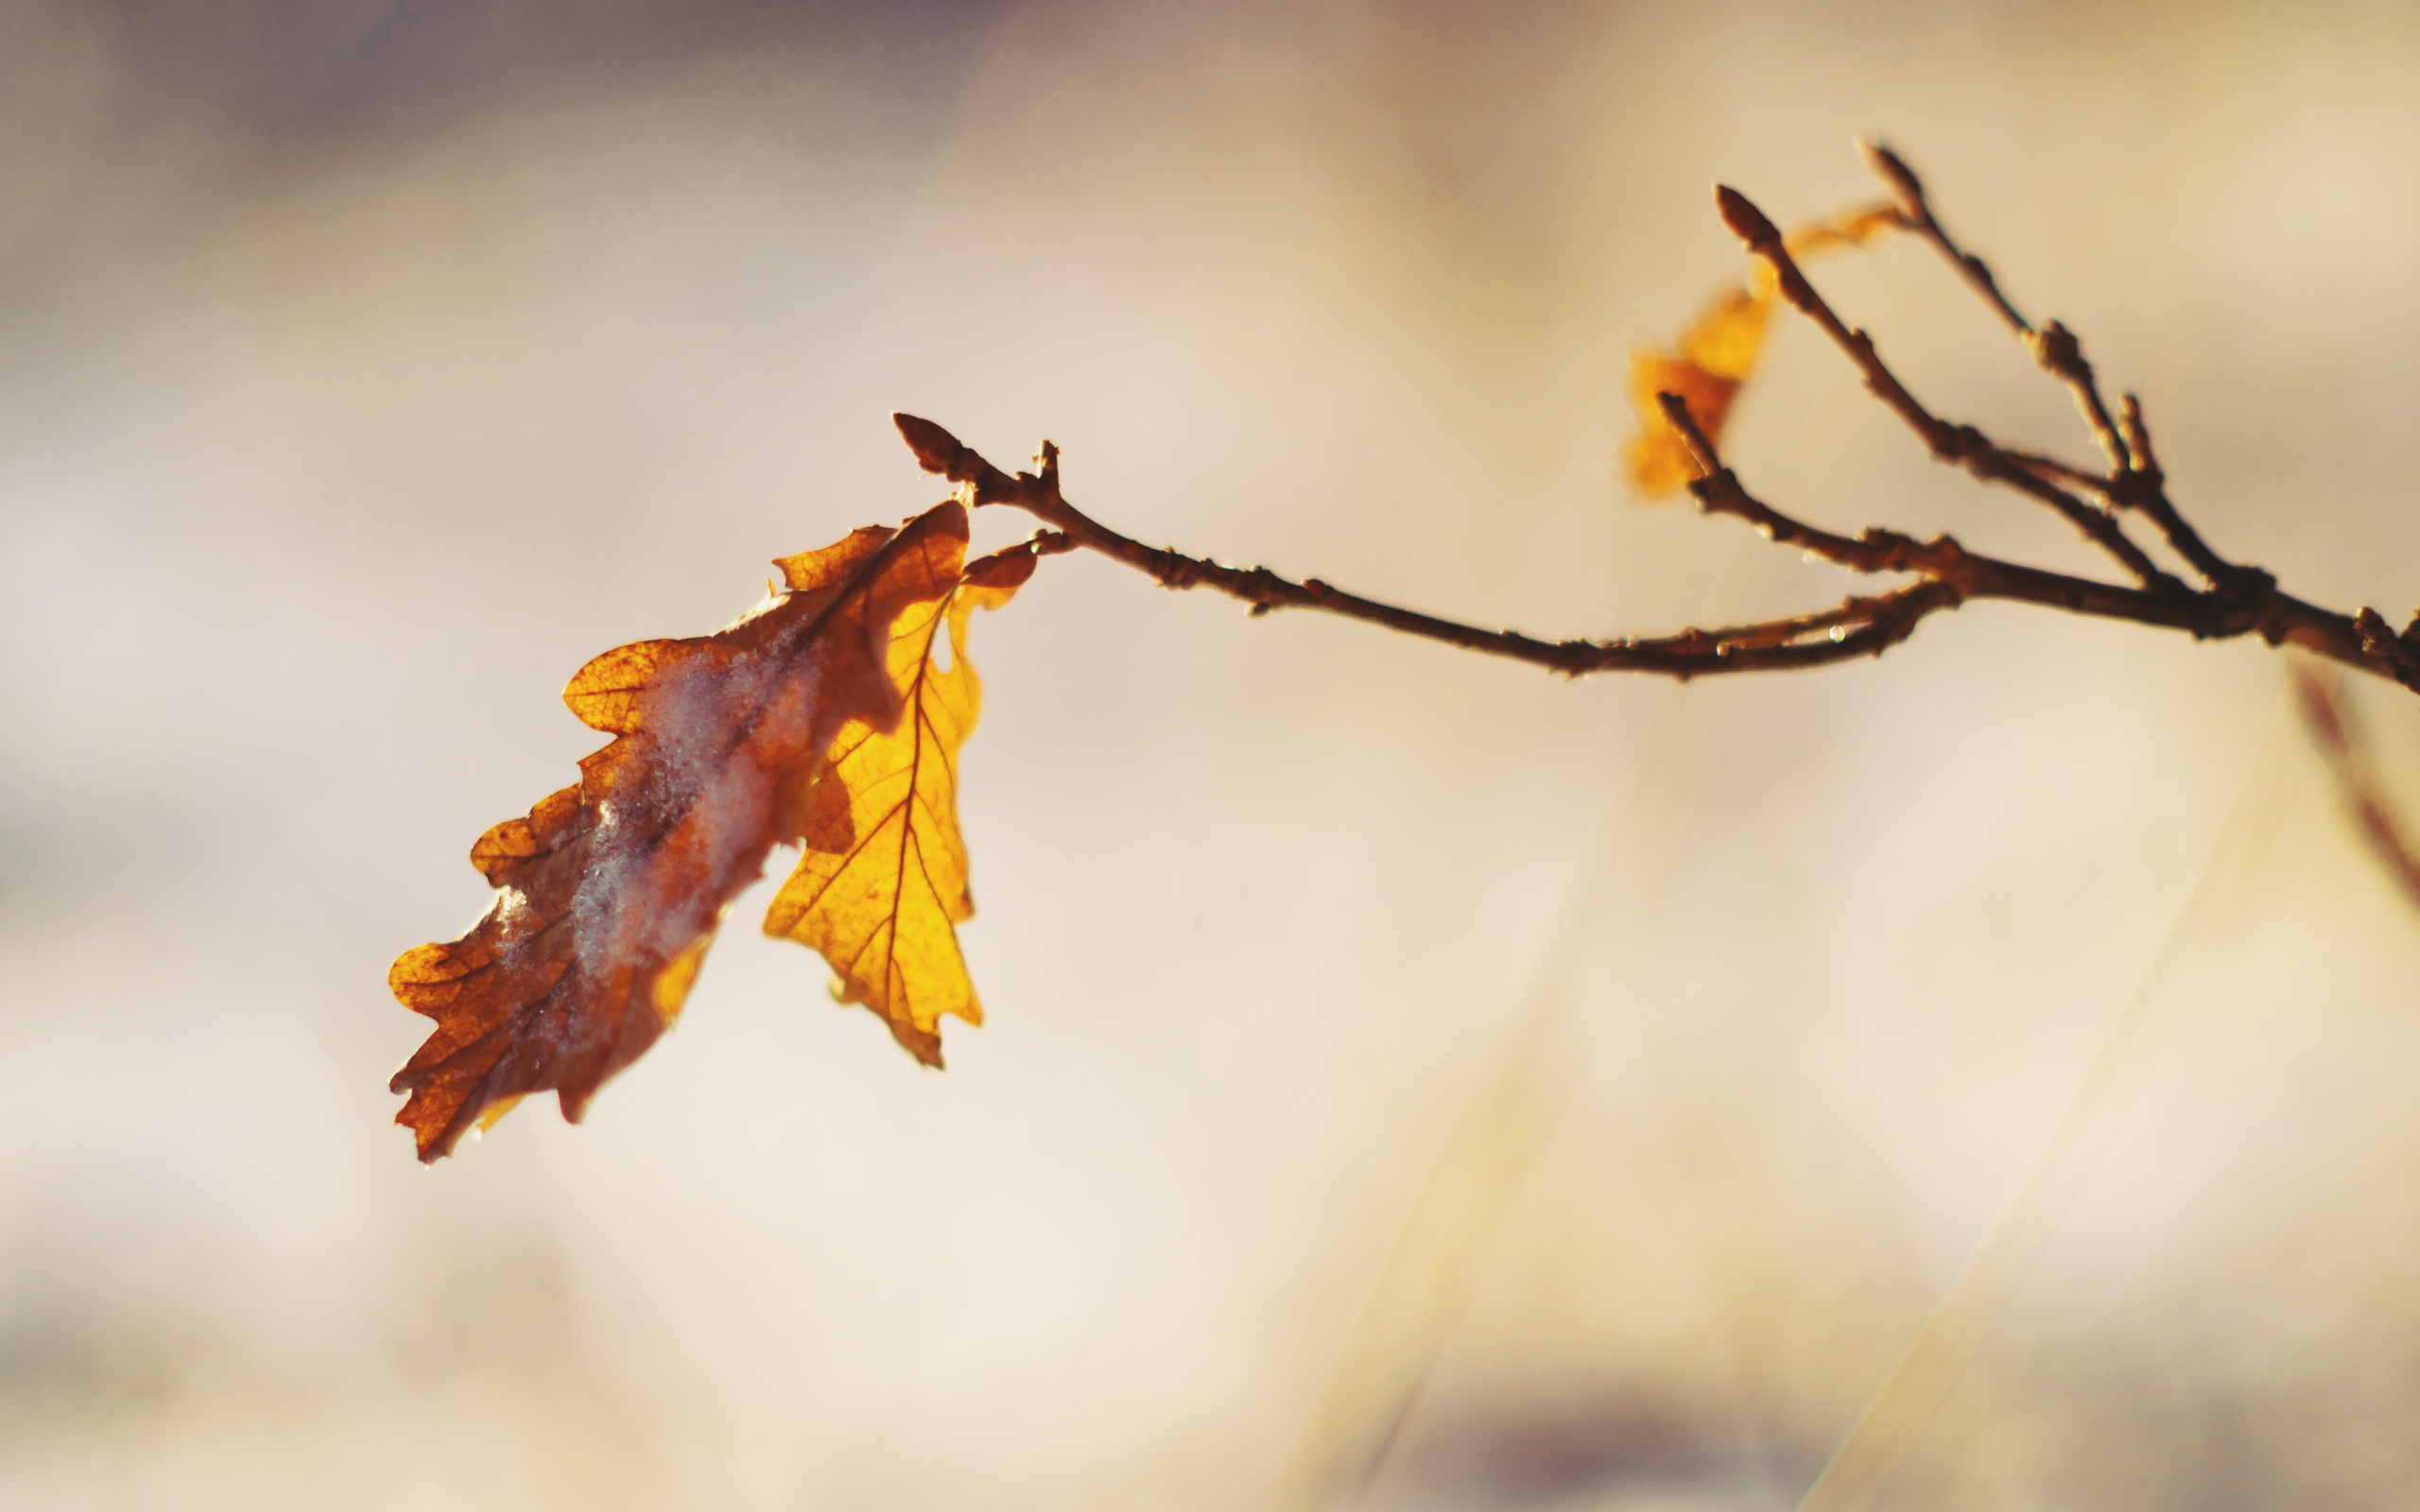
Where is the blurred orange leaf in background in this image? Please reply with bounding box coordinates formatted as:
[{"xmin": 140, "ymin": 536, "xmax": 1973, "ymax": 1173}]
[
  {"xmin": 389, "ymin": 501, "xmax": 1021, "ymax": 1160},
  {"xmin": 1624, "ymin": 200, "xmax": 1904, "ymax": 497}
]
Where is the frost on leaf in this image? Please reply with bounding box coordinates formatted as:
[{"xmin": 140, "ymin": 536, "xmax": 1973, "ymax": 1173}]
[
  {"xmin": 389, "ymin": 503, "xmax": 972, "ymax": 1161},
  {"xmin": 1625, "ymin": 200, "xmax": 1903, "ymax": 497},
  {"xmin": 763, "ymin": 541, "xmax": 1037, "ymax": 1066}
]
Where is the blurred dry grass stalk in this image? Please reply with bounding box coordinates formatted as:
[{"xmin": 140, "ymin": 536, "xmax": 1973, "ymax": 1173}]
[
  {"xmin": 888, "ymin": 141, "xmax": 2420, "ymax": 1511},
  {"xmin": 2297, "ymin": 665, "xmax": 2420, "ymax": 912}
]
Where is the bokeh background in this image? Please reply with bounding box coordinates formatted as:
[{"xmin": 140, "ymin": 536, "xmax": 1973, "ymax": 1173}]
[{"xmin": 8, "ymin": 1, "xmax": 2420, "ymax": 1507}]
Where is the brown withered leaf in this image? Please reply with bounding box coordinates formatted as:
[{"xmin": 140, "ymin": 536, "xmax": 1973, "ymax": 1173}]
[
  {"xmin": 389, "ymin": 503, "xmax": 973, "ymax": 1161},
  {"xmin": 1624, "ymin": 199, "xmax": 1905, "ymax": 498},
  {"xmin": 762, "ymin": 542, "xmax": 1038, "ymax": 1064}
]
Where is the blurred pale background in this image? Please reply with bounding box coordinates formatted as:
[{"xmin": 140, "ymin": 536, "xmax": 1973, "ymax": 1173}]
[{"xmin": 7, "ymin": 1, "xmax": 2420, "ymax": 1507}]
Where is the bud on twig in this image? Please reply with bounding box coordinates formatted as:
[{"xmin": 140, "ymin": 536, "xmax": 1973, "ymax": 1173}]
[
  {"xmin": 1715, "ymin": 185, "xmax": 1782, "ymax": 250},
  {"xmin": 1859, "ymin": 139, "xmax": 1926, "ymax": 215},
  {"xmin": 892, "ymin": 413, "xmax": 969, "ymax": 477}
]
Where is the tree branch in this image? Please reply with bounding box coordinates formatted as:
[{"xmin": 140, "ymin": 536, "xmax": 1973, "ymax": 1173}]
[
  {"xmin": 887, "ymin": 142, "xmax": 2414, "ymax": 702},
  {"xmin": 891, "ymin": 410, "xmax": 2383, "ymax": 689}
]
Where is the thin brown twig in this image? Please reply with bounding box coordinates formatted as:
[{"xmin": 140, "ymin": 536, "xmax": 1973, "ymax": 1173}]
[
  {"xmin": 1859, "ymin": 142, "xmax": 2031, "ymax": 339},
  {"xmin": 895, "ymin": 414, "xmax": 1950, "ymax": 679},
  {"xmin": 2118, "ymin": 393, "xmax": 2159, "ymax": 475},
  {"xmin": 1859, "ymin": 143, "xmax": 2133, "ymax": 472},
  {"xmin": 2000, "ymin": 445, "xmax": 2115, "ymax": 492}
]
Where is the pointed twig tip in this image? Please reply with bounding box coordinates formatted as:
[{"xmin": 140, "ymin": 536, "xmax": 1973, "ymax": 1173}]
[
  {"xmin": 892, "ymin": 413, "xmax": 966, "ymax": 476},
  {"xmin": 1714, "ymin": 185, "xmax": 1781, "ymax": 250},
  {"xmin": 1859, "ymin": 139, "xmax": 1925, "ymax": 208}
]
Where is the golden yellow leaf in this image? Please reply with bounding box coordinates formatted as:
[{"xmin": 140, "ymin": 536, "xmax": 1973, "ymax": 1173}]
[{"xmin": 762, "ymin": 542, "xmax": 1039, "ymax": 1065}]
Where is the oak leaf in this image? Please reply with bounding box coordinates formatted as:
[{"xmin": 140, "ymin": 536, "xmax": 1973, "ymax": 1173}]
[
  {"xmin": 762, "ymin": 543, "xmax": 1037, "ymax": 1065},
  {"xmin": 1624, "ymin": 200, "xmax": 1904, "ymax": 497},
  {"xmin": 389, "ymin": 502, "xmax": 992, "ymax": 1161}
]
